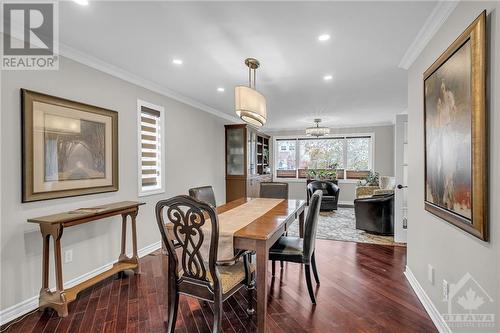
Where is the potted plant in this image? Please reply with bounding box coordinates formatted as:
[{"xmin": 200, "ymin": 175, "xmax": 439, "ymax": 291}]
[{"xmin": 357, "ymin": 171, "xmax": 380, "ymax": 186}]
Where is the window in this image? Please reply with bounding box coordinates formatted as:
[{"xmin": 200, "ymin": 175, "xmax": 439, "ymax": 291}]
[
  {"xmin": 138, "ymin": 100, "xmax": 165, "ymax": 196},
  {"xmin": 276, "ymin": 140, "xmax": 297, "ymax": 178},
  {"xmin": 274, "ymin": 134, "xmax": 373, "ymax": 180}
]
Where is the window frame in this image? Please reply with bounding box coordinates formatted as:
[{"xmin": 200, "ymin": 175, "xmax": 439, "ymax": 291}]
[
  {"xmin": 137, "ymin": 99, "xmax": 166, "ymax": 197},
  {"xmin": 273, "ymin": 133, "xmax": 375, "ymax": 183}
]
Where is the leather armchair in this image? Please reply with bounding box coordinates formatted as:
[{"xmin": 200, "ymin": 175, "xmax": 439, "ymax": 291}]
[
  {"xmin": 307, "ymin": 180, "xmax": 340, "ymax": 211},
  {"xmin": 354, "ymin": 194, "xmax": 394, "ymax": 235}
]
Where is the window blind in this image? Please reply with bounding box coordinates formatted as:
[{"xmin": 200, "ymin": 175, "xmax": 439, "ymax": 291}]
[{"xmin": 140, "ymin": 106, "xmax": 161, "ymax": 190}]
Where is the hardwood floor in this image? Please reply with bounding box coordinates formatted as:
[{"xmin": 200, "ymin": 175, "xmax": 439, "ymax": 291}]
[{"xmin": 1, "ymin": 240, "xmax": 436, "ymax": 333}]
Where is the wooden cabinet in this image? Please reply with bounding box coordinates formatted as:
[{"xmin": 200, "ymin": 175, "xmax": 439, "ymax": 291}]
[{"xmin": 225, "ymin": 124, "xmax": 272, "ymax": 202}]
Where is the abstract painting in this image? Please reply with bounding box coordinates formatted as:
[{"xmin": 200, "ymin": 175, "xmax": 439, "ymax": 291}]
[
  {"xmin": 423, "ymin": 11, "xmax": 487, "ymax": 240},
  {"xmin": 22, "ymin": 90, "xmax": 118, "ymax": 202}
]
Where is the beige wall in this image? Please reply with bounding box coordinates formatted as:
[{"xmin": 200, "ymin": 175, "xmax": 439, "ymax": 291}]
[
  {"xmin": 268, "ymin": 125, "xmax": 395, "ymax": 203},
  {"xmin": 0, "ymin": 56, "xmax": 226, "ymax": 312},
  {"xmin": 407, "ymin": 1, "xmax": 499, "ymax": 329}
]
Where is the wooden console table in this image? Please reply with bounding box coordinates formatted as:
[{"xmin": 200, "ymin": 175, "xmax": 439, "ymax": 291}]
[{"xmin": 28, "ymin": 201, "xmax": 145, "ymax": 317}]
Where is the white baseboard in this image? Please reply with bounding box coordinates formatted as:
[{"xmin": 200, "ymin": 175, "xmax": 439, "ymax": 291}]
[
  {"xmin": 338, "ymin": 200, "xmax": 354, "ymax": 206},
  {"xmin": 0, "ymin": 241, "xmax": 162, "ymax": 326},
  {"xmin": 404, "ymin": 266, "xmax": 451, "ymax": 333}
]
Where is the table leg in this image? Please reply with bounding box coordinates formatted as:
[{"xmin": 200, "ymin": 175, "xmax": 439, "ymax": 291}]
[
  {"xmin": 299, "ymin": 210, "xmax": 305, "ymax": 238},
  {"xmin": 39, "ymin": 224, "xmax": 68, "ymax": 317},
  {"xmin": 120, "ymin": 213, "xmax": 127, "ymax": 258},
  {"xmin": 130, "ymin": 211, "xmax": 139, "ymax": 273},
  {"xmin": 256, "ymin": 241, "xmax": 268, "ymax": 333},
  {"xmin": 42, "ymin": 234, "xmax": 50, "ymax": 289},
  {"xmin": 119, "ymin": 211, "xmax": 140, "ymax": 274}
]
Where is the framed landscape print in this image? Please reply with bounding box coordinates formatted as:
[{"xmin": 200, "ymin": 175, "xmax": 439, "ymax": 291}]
[
  {"xmin": 22, "ymin": 89, "xmax": 118, "ymax": 202},
  {"xmin": 423, "ymin": 11, "xmax": 487, "ymax": 240}
]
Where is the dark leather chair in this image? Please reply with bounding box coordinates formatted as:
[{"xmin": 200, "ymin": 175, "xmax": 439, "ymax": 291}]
[
  {"xmin": 269, "ymin": 190, "xmax": 323, "ymax": 304},
  {"xmin": 354, "ymin": 193, "xmax": 394, "ymax": 235},
  {"xmin": 259, "ymin": 182, "xmax": 288, "ymax": 199},
  {"xmin": 188, "ymin": 186, "xmax": 216, "ymax": 207},
  {"xmin": 156, "ymin": 195, "xmax": 255, "ymax": 333},
  {"xmin": 307, "ymin": 180, "xmax": 340, "ymax": 211}
]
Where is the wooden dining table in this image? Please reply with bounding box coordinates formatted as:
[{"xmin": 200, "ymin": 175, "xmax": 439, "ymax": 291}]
[{"xmin": 216, "ymin": 197, "xmax": 306, "ymax": 333}]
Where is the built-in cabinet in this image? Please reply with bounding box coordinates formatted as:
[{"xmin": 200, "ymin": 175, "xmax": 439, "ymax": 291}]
[{"xmin": 225, "ymin": 124, "xmax": 272, "ymax": 202}]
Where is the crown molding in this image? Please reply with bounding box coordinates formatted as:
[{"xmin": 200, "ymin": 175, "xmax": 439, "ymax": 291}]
[
  {"xmin": 264, "ymin": 120, "xmax": 394, "ymax": 133},
  {"xmin": 398, "ymin": 1, "xmax": 459, "ymax": 70},
  {"xmin": 58, "ymin": 42, "xmax": 240, "ymax": 124}
]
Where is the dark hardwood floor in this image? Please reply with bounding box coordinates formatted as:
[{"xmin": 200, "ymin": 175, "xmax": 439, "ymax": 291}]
[{"xmin": 1, "ymin": 240, "xmax": 437, "ymax": 333}]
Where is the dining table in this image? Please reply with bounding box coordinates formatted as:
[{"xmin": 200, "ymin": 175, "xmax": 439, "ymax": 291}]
[{"xmin": 216, "ymin": 197, "xmax": 306, "ymax": 333}]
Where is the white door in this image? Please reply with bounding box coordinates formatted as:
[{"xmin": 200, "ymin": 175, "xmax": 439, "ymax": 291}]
[{"xmin": 394, "ymin": 114, "xmax": 408, "ymax": 243}]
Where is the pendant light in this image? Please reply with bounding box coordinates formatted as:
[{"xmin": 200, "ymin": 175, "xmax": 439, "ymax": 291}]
[
  {"xmin": 235, "ymin": 58, "xmax": 267, "ymax": 127},
  {"xmin": 306, "ymin": 119, "xmax": 330, "ymax": 137}
]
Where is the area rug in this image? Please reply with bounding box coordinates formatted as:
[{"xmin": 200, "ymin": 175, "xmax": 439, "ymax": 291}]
[{"xmin": 287, "ymin": 207, "xmax": 405, "ymax": 246}]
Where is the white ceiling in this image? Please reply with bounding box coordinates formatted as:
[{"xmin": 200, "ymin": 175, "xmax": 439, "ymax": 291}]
[{"xmin": 59, "ymin": 1, "xmax": 437, "ymax": 130}]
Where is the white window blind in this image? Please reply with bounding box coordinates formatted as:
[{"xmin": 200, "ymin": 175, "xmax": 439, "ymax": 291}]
[{"xmin": 139, "ymin": 103, "xmax": 164, "ymax": 195}]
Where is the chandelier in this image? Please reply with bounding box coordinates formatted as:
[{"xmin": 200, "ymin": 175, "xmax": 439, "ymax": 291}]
[
  {"xmin": 235, "ymin": 58, "xmax": 267, "ymax": 127},
  {"xmin": 306, "ymin": 119, "xmax": 330, "ymax": 137}
]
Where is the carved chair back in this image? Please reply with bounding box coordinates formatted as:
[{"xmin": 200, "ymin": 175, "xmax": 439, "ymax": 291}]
[{"xmin": 156, "ymin": 195, "xmax": 220, "ymax": 291}]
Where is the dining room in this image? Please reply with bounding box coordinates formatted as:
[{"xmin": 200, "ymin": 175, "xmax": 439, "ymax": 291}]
[{"xmin": 1, "ymin": 1, "xmax": 499, "ymax": 333}]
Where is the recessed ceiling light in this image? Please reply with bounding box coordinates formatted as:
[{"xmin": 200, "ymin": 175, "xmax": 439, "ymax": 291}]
[
  {"xmin": 217, "ymin": 87, "xmax": 225, "ymax": 92},
  {"xmin": 73, "ymin": 0, "xmax": 89, "ymax": 5},
  {"xmin": 323, "ymin": 74, "xmax": 333, "ymax": 81},
  {"xmin": 318, "ymin": 34, "xmax": 330, "ymax": 42},
  {"xmin": 172, "ymin": 59, "xmax": 183, "ymax": 65}
]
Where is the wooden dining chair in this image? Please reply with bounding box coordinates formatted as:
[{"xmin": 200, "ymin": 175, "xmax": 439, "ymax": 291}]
[
  {"xmin": 268, "ymin": 189, "xmax": 323, "ymax": 304},
  {"xmin": 155, "ymin": 195, "xmax": 255, "ymax": 333},
  {"xmin": 188, "ymin": 185, "xmax": 216, "ymax": 207}
]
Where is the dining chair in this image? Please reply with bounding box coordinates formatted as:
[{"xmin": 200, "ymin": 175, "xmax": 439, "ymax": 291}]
[
  {"xmin": 268, "ymin": 189, "xmax": 323, "ymax": 304},
  {"xmin": 259, "ymin": 182, "xmax": 289, "ymax": 199},
  {"xmin": 188, "ymin": 185, "xmax": 216, "ymax": 207},
  {"xmin": 156, "ymin": 195, "xmax": 255, "ymax": 333}
]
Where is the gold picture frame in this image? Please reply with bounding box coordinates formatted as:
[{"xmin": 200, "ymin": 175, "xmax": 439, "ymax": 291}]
[
  {"xmin": 423, "ymin": 11, "xmax": 487, "ymax": 240},
  {"xmin": 22, "ymin": 89, "xmax": 119, "ymax": 202}
]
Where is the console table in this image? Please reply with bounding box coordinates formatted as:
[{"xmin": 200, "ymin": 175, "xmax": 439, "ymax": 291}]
[{"xmin": 28, "ymin": 201, "xmax": 145, "ymax": 317}]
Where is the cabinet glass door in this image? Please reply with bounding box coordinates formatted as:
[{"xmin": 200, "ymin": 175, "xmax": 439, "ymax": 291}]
[{"xmin": 226, "ymin": 127, "xmax": 245, "ymax": 176}]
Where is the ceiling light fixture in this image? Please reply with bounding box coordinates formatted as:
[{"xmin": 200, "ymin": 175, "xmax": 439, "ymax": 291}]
[
  {"xmin": 323, "ymin": 74, "xmax": 333, "ymax": 81},
  {"xmin": 172, "ymin": 59, "xmax": 183, "ymax": 65},
  {"xmin": 306, "ymin": 119, "xmax": 330, "ymax": 137},
  {"xmin": 318, "ymin": 34, "xmax": 330, "ymax": 42},
  {"xmin": 235, "ymin": 58, "xmax": 267, "ymax": 127},
  {"xmin": 73, "ymin": 0, "xmax": 89, "ymax": 5},
  {"xmin": 217, "ymin": 87, "xmax": 225, "ymax": 92}
]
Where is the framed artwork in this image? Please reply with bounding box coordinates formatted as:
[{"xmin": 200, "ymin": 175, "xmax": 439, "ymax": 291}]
[
  {"xmin": 22, "ymin": 89, "xmax": 119, "ymax": 202},
  {"xmin": 423, "ymin": 11, "xmax": 487, "ymax": 240}
]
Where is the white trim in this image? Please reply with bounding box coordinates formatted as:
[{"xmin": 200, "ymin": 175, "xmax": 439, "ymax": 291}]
[
  {"xmin": 0, "ymin": 241, "xmax": 162, "ymax": 326},
  {"xmin": 137, "ymin": 99, "xmax": 166, "ymax": 197},
  {"xmin": 404, "ymin": 266, "xmax": 451, "ymax": 333},
  {"xmin": 338, "ymin": 200, "xmax": 354, "ymax": 206},
  {"xmin": 58, "ymin": 42, "xmax": 240, "ymax": 124},
  {"xmin": 398, "ymin": 1, "xmax": 459, "ymax": 69},
  {"xmin": 264, "ymin": 121, "xmax": 394, "ymax": 133}
]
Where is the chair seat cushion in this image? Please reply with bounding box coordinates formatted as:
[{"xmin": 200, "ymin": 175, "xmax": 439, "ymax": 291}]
[
  {"xmin": 269, "ymin": 236, "xmax": 303, "ymax": 262},
  {"xmin": 322, "ymin": 196, "xmax": 336, "ymax": 201},
  {"xmin": 214, "ymin": 261, "xmax": 255, "ymax": 293}
]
